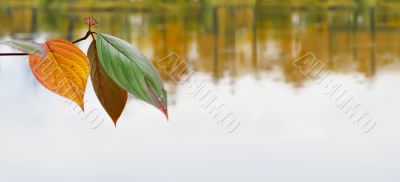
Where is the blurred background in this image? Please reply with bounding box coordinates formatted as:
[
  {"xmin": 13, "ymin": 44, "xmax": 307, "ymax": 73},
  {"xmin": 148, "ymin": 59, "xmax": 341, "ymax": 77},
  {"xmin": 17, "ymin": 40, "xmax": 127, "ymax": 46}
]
[{"xmin": 1, "ymin": 0, "xmax": 400, "ymax": 181}]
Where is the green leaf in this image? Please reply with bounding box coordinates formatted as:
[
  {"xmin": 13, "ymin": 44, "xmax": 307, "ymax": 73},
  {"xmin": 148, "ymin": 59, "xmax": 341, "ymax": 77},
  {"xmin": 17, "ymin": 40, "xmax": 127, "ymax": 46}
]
[
  {"xmin": 95, "ymin": 33, "xmax": 168, "ymax": 119},
  {"xmin": 0, "ymin": 39, "xmax": 45, "ymax": 57},
  {"xmin": 88, "ymin": 40, "xmax": 128, "ymax": 125}
]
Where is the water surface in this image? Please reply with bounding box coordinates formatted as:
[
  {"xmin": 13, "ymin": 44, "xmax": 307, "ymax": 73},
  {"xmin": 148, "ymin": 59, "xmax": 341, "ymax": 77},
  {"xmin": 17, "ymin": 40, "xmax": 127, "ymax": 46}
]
[{"xmin": 1, "ymin": 5, "xmax": 400, "ymax": 182}]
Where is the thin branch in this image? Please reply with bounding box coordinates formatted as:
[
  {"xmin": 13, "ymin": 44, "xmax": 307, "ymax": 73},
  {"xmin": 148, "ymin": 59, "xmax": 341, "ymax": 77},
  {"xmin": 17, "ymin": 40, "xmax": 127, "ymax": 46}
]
[
  {"xmin": 73, "ymin": 30, "xmax": 92, "ymax": 44},
  {"xmin": 0, "ymin": 30, "xmax": 97, "ymax": 57},
  {"xmin": 0, "ymin": 53, "xmax": 29, "ymax": 56}
]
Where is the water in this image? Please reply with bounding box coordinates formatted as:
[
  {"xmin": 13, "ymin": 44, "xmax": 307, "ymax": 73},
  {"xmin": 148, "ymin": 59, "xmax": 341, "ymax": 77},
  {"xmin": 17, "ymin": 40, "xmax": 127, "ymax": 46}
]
[{"xmin": 1, "ymin": 5, "xmax": 400, "ymax": 182}]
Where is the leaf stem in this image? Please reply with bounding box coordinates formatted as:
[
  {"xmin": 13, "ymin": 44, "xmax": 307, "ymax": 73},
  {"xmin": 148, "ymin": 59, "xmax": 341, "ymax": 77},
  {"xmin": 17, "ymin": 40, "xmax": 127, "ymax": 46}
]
[{"xmin": 90, "ymin": 32, "xmax": 96, "ymax": 40}]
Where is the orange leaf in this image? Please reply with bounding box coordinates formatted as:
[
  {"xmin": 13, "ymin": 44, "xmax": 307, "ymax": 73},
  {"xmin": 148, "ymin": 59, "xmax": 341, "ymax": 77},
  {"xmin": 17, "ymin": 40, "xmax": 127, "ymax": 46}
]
[
  {"xmin": 88, "ymin": 40, "xmax": 128, "ymax": 125},
  {"xmin": 29, "ymin": 39, "xmax": 89, "ymax": 110}
]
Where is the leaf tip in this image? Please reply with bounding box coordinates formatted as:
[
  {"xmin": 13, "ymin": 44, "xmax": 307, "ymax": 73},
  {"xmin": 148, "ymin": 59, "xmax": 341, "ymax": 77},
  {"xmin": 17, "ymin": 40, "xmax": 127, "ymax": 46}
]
[
  {"xmin": 76, "ymin": 98, "xmax": 85, "ymax": 112},
  {"xmin": 162, "ymin": 107, "xmax": 169, "ymax": 121},
  {"xmin": 79, "ymin": 104, "xmax": 85, "ymax": 112},
  {"xmin": 111, "ymin": 117, "xmax": 119, "ymax": 127}
]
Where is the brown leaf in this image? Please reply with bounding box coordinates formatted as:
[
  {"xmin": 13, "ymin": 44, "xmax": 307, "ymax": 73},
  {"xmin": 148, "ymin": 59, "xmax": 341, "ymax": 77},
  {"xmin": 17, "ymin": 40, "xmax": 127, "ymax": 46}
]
[{"xmin": 88, "ymin": 40, "xmax": 128, "ymax": 125}]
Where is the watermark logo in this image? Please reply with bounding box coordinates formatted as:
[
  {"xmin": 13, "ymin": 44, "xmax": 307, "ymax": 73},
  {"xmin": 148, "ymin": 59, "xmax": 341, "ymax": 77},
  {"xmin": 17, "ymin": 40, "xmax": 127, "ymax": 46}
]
[
  {"xmin": 156, "ymin": 53, "xmax": 240, "ymax": 134},
  {"xmin": 64, "ymin": 98, "xmax": 105, "ymax": 129},
  {"xmin": 293, "ymin": 52, "xmax": 376, "ymax": 134}
]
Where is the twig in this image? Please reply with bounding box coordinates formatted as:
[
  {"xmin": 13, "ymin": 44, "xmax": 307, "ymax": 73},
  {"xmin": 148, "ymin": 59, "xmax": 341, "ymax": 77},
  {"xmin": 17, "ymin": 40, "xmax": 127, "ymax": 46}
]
[
  {"xmin": 73, "ymin": 30, "xmax": 92, "ymax": 44},
  {"xmin": 0, "ymin": 29, "xmax": 96, "ymax": 57},
  {"xmin": 0, "ymin": 53, "xmax": 29, "ymax": 56}
]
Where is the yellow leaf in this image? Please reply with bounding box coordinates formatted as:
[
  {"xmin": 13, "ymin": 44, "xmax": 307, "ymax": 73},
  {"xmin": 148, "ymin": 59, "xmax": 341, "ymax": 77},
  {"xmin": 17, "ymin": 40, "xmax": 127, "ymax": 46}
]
[{"xmin": 29, "ymin": 39, "xmax": 90, "ymax": 110}]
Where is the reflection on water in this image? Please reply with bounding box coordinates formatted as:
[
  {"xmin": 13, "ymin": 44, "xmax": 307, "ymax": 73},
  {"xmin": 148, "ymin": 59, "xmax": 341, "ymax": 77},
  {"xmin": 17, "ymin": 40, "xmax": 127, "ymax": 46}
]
[{"xmin": 1, "ymin": 5, "xmax": 400, "ymax": 89}]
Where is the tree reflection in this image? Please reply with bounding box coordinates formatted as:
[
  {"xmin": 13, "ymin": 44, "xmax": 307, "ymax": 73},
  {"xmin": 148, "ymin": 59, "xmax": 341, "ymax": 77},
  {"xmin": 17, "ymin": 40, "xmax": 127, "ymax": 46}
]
[{"xmin": 1, "ymin": 3, "xmax": 400, "ymax": 90}]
